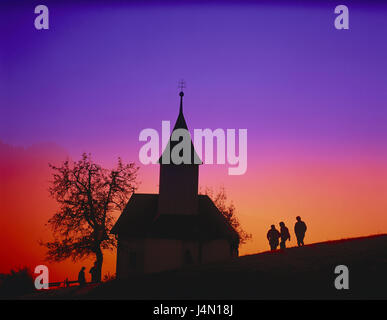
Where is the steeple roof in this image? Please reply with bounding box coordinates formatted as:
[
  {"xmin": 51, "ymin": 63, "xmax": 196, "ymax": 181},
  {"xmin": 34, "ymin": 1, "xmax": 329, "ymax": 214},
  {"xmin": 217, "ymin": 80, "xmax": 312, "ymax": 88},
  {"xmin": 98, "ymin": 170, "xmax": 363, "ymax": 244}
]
[
  {"xmin": 158, "ymin": 91, "xmax": 202, "ymax": 165},
  {"xmin": 110, "ymin": 193, "xmax": 239, "ymax": 243}
]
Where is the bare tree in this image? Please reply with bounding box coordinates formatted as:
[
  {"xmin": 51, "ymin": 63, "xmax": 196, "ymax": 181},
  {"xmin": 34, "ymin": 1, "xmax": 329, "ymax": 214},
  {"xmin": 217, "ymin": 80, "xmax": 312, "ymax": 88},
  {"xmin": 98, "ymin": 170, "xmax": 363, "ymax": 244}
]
[
  {"xmin": 204, "ymin": 187, "xmax": 252, "ymax": 245},
  {"xmin": 42, "ymin": 153, "xmax": 139, "ymax": 282}
]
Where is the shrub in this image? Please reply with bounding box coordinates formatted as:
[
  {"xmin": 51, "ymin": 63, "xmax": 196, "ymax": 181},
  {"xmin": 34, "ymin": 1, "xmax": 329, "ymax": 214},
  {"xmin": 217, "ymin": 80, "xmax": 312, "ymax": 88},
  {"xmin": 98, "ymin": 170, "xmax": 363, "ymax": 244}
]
[{"xmin": 0, "ymin": 267, "xmax": 35, "ymax": 298}]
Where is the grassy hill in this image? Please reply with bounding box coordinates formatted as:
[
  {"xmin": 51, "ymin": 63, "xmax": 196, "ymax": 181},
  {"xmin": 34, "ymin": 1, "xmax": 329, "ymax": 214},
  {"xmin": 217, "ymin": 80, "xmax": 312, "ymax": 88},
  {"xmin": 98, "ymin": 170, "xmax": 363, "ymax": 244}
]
[{"xmin": 29, "ymin": 234, "xmax": 387, "ymax": 300}]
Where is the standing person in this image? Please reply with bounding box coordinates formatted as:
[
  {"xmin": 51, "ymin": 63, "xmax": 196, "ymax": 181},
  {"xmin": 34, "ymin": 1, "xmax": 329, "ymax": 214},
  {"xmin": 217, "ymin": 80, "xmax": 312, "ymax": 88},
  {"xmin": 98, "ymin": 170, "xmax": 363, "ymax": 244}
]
[
  {"xmin": 89, "ymin": 262, "xmax": 97, "ymax": 283},
  {"xmin": 294, "ymin": 216, "xmax": 307, "ymax": 247},
  {"xmin": 267, "ymin": 225, "xmax": 281, "ymax": 251},
  {"xmin": 78, "ymin": 267, "xmax": 86, "ymax": 286},
  {"xmin": 279, "ymin": 222, "xmax": 290, "ymax": 249}
]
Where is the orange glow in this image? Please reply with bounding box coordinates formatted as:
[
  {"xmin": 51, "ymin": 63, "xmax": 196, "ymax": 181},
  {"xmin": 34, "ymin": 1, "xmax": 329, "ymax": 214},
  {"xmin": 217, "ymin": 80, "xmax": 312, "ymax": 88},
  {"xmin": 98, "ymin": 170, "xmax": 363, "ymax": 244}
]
[{"xmin": 1, "ymin": 141, "xmax": 386, "ymax": 282}]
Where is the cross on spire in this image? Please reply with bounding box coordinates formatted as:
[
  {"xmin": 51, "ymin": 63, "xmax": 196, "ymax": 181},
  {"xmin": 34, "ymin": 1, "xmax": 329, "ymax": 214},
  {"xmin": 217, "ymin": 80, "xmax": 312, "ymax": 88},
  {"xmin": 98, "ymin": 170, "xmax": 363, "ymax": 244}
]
[
  {"xmin": 178, "ymin": 79, "xmax": 186, "ymax": 93},
  {"xmin": 178, "ymin": 79, "xmax": 185, "ymax": 113}
]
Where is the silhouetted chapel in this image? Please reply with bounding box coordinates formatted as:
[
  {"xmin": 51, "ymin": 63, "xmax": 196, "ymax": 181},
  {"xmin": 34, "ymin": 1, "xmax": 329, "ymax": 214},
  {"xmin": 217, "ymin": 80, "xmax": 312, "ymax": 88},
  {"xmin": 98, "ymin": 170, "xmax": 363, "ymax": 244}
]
[{"xmin": 111, "ymin": 91, "xmax": 239, "ymax": 278}]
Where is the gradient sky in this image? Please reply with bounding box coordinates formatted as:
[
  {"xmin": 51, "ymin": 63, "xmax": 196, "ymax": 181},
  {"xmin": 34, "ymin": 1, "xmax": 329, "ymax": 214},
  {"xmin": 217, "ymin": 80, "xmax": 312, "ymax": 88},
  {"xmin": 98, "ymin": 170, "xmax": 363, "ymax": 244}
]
[{"xmin": 1, "ymin": 1, "xmax": 387, "ymax": 281}]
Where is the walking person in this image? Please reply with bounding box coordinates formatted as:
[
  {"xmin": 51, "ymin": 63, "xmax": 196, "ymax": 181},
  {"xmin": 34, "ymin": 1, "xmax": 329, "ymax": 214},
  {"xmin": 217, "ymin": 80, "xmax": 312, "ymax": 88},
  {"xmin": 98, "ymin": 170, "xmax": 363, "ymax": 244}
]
[
  {"xmin": 294, "ymin": 216, "xmax": 307, "ymax": 247},
  {"xmin": 279, "ymin": 222, "xmax": 290, "ymax": 249},
  {"xmin": 267, "ymin": 225, "xmax": 281, "ymax": 251}
]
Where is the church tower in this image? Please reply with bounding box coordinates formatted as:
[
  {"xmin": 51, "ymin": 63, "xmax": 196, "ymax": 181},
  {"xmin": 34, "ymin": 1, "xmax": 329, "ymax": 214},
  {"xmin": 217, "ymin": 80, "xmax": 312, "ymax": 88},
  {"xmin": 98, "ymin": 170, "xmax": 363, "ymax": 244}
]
[
  {"xmin": 112, "ymin": 87, "xmax": 240, "ymax": 277},
  {"xmin": 158, "ymin": 90, "xmax": 202, "ymax": 215}
]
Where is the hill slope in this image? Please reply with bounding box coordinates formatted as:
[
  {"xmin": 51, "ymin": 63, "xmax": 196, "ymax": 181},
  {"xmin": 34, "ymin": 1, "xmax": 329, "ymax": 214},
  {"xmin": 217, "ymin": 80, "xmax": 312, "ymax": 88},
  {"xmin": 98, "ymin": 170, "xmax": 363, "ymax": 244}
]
[{"xmin": 33, "ymin": 234, "xmax": 387, "ymax": 299}]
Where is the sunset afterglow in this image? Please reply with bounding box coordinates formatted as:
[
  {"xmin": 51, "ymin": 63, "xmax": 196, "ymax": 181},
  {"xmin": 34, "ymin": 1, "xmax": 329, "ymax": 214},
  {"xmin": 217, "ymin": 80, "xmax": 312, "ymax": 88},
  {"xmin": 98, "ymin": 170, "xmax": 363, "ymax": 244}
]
[{"xmin": 1, "ymin": 1, "xmax": 386, "ymax": 282}]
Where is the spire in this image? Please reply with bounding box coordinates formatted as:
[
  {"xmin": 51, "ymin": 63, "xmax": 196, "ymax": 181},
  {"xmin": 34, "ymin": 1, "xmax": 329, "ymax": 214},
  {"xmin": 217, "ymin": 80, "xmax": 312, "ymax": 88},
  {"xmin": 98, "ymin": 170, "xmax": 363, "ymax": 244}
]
[
  {"xmin": 179, "ymin": 91, "xmax": 184, "ymax": 114},
  {"xmin": 178, "ymin": 79, "xmax": 185, "ymax": 114},
  {"xmin": 173, "ymin": 91, "xmax": 188, "ymax": 131},
  {"xmin": 158, "ymin": 86, "xmax": 202, "ymax": 165}
]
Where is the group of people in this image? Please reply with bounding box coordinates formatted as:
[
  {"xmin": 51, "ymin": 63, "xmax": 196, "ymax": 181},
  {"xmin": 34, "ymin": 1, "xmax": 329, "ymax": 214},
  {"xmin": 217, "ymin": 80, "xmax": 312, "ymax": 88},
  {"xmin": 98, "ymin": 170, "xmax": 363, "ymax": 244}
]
[
  {"xmin": 78, "ymin": 262, "xmax": 99, "ymax": 286},
  {"xmin": 267, "ymin": 216, "xmax": 307, "ymax": 251}
]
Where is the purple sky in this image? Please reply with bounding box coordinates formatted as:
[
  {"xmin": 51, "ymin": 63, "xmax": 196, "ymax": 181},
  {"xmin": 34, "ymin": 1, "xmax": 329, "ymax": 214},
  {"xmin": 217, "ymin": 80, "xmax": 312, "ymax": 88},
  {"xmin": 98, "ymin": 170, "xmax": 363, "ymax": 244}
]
[{"xmin": 1, "ymin": 1, "xmax": 386, "ymax": 164}]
